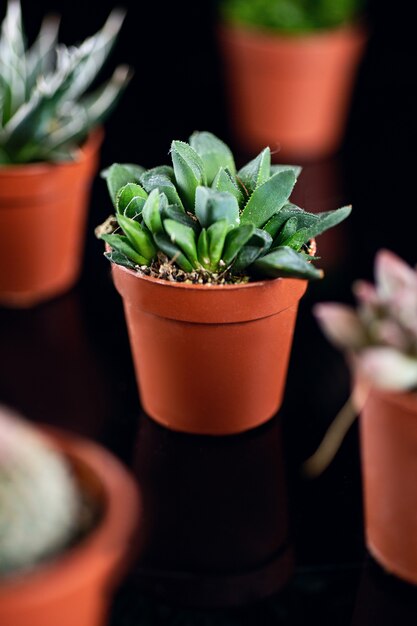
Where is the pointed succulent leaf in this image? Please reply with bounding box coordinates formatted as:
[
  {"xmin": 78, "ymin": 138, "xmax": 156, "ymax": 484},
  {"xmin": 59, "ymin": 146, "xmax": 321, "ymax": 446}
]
[
  {"xmin": 140, "ymin": 168, "xmax": 185, "ymax": 211},
  {"xmin": 195, "ymin": 186, "xmax": 240, "ymax": 229},
  {"xmin": 140, "ymin": 165, "xmax": 174, "ymax": 181},
  {"xmin": 100, "ymin": 233, "xmax": 149, "ymax": 266},
  {"xmin": 189, "ymin": 131, "xmax": 236, "ymax": 184},
  {"xmin": 263, "ymin": 203, "xmax": 317, "ymax": 238},
  {"xmin": 116, "ymin": 214, "xmax": 156, "ymax": 261},
  {"xmin": 241, "ymin": 170, "xmax": 296, "ymax": 228},
  {"xmin": 63, "ymin": 9, "xmax": 127, "ymax": 101},
  {"xmin": 233, "ymin": 245, "xmax": 264, "ymax": 272},
  {"xmin": 142, "ymin": 189, "xmax": 164, "ymax": 235},
  {"xmin": 197, "ymin": 229, "xmax": 210, "ymax": 269},
  {"xmin": 375, "ymin": 249, "xmax": 417, "ymax": 300},
  {"xmin": 116, "ymin": 183, "xmax": 148, "ymax": 217},
  {"xmin": 270, "ymin": 164, "xmax": 302, "ymax": 179},
  {"xmin": 153, "ymin": 233, "xmax": 194, "ymax": 273},
  {"xmin": 314, "ymin": 303, "xmax": 367, "ymax": 350},
  {"xmin": 253, "ymin": 247, "xmax": 323, "ymax": 280},
  {"xmin": 212, "ymin": 167, "xmax": 244, "ymax": 206},
  {"xmin": 104, "ymin": 250, "xmax": 137, "ymax": 270},
  {"xmin": 171, "ymin": 140, "xmax": 207, "ymax": 210},
  {"xmin": 302, "ymin": 206, "xmax": 352, "ymax": 240},
  {"xmin": 237, "ymin": 148, "xmax": 271, "ymax": 196},
  {"xmin": 101, "ymin": 164, "xmax": 143, "ymax": 208},
  {"xmin": 355, "ymin": 347, "xmax": 417, "ymax": 391},
  {"xmin": 75, "ymin": 65, "xmax": 132, "ymax": 129},
  {"xmin": 222, "ymin": 223, "xmax": 255, "ymax": 266},
  {"xmin": 250, "ymin": 228, "xmax": 273, "ymax": 254},
  {"xmin": 207, "ymin": 219, "xmax": 230, "ymax": 270},
  {"xmin": 273, "ymin": 216, "xmax": 298, "ymax": 246},
  {"xmin": 164, "ymin": 219, "xmax": 199, "ymax": 269},
  {"xmin": 162, "ymin": 204, "xmax": 199, "ymax": 233},
  {"xmin": 26, "ymin": 16, "xmax": 60, "ymax": 92},
  {"xmin": 281, "ymin": 228, "xmax": 309, "ymax": 251}
]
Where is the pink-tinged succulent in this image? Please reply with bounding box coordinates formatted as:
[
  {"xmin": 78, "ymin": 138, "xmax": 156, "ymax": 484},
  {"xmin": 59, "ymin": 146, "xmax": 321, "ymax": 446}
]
[{"xmin": 314, "ymin": 250, "xmax": 417, "ymax": 392}]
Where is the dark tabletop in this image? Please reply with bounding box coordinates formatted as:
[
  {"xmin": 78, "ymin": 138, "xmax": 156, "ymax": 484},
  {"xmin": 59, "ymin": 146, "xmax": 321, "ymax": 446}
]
[{"xmin": 2, "ymin": 0, "xmax": 417, "ymax": 623}]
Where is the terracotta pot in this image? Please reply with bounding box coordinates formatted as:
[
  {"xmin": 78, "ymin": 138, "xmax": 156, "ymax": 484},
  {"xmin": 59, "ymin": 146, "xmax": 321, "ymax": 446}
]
[
  {"xmin": 0, "ymin": 130, "xmax": 103, "ymax": 308},
  {"xmin": 219, "ymin": 24, "xmax": 367, "ymax": 159},
  {"xmin": 360, "ymin": 387, "xmax": 417, "ymax": 585},
  {"xmin": 0, "ymin": 429, "xmax": 140, "ymax": 626},
  {"xmin": 111, "ymin": 264, "xmax": 307, "ymax": 435}
]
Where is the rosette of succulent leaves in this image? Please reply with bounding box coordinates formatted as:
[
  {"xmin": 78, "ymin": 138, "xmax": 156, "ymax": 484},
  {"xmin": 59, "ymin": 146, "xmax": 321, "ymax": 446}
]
[
  {"xmin": 315, "ymin": 250, "xmax": 417, "ymax": 392},
  {"xmin": 98, "ymin": 131, "xmax": 351, "ymax": 284},
  {"xmin": 0, "ymin": 0, "xmax": 131, "ymax": 164}
]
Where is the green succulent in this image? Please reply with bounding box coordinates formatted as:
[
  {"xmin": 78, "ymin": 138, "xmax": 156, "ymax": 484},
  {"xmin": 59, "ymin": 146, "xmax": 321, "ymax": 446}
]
[
  {"xmin": 97, "ymin": 131, "xmax": 351, "ymax": 283},
  {"xmin": 220, "ymin": 0, "xmax": 362, "ymax": 34},
  {"xmin": 0, "ymin": 0, "xmax": 131, "ymax": 165}
]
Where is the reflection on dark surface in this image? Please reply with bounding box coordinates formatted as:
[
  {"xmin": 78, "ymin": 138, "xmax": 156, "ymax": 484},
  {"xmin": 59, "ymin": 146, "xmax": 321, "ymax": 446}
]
[
  {"xmin": 0, "ymin": 290, "xmax": 109, "ymax": 438},
  {"xmin": 351, "ymin": 559, "xmax": 417, "ymax": 625},
  {"xmin": 131, "ymin": 414, "xmax": 292, "ymax": 607}
]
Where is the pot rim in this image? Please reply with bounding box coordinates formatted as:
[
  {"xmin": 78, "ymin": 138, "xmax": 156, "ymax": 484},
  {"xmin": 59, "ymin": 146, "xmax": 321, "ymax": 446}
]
[
  {"xmin": 0, "ymin": 427, "xmax": 140, "ymax": 603},
  {"xmin": 0, "ymin": 127, "xmax": 104, "ymax": 178},
  {"xmin": 367, "ymin": 386, "xmax": 417, "ymax": 415},
  {"xmin": 219, "ymin": 20, "xmax": 368, "ymax": 44}
]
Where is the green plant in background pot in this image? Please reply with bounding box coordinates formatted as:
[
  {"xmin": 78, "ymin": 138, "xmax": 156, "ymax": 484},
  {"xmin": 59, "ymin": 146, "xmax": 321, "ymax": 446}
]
[
  {"xmin": 0, "ymin": 406, "xmax": 139, "ymax": 626},
  {"xmin": 311, "ymin": 250, "xmax": 417, "ymax": 586},
  {"xmin": 218, "ymin": 0, "xmax": 367, "ymax": 159},
  {"xmin": 97, "ymin": 131, "xmax": 351, "ymax": 435},
  {"xmin": 0, "ymin": 0, "xmax": 131, "ymax": 307}
]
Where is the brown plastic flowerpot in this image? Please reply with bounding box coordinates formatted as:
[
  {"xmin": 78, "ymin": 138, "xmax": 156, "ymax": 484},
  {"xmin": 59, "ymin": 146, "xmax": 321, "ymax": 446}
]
[
  {"xmin": 360, "ymin": 388, "xmax": 417, "ymax": 585},
  {"xmin": 111, "ymin": 264, "xmax": 308, "ymax": 435},
  {"xmin": 219, "ymin": 24, "xmax": 367, "ymax": 159},
  {"xmin": 0, "ymin": 129, "xmax": 103, "ymax": 308},
  {"xmin": 0, "ymin": 429, "xmax": 140, "ymax": 626}
]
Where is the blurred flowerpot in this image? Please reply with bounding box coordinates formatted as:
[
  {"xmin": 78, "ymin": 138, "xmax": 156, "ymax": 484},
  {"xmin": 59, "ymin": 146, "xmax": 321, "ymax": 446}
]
[
  {"xmin": 0, "ymin": 429, "xmax": 140, "ymax": 626},
  {"xmin": 131, "ymin": 413, "xmax": 293, "ymax": 607},
  {"xmin": 219, "ymin": 24, "xmax": 367, "ymax": 159},
  {"xmin": 361, "ymin": 388, "xmax": 417, "ymax": 585},
  {"xmin": 112, "ymin": 264, "xmax": 307, "ymax": 435},
  {"xmin": 0, "ymin": 129, "xmax": 103, "ymax": 308}
]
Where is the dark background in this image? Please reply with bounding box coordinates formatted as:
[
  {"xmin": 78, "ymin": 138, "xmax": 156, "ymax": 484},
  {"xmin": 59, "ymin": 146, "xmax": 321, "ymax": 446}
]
[{"xmin": 2, "ymin": 1, "xmax": 417, "ymax": 623}]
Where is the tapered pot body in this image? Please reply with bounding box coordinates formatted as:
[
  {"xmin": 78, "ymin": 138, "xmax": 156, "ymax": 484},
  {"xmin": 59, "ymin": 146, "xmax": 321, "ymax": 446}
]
[
  {"xmin": 219, "ymin": 24, "xmax": 367, "ymax": 159},
  {"xmin": 0, "ymin": 430, "xmax": 140, "ymax": 626},
  {"xmin": 112, "ymin": 265, "xmax": 307, "ymax": 435},
  {"xmin": 361, "ymin": 388, "xmax": 417, "ymax": 585},
  {"xmin": 0, "ymin": 130, "xmax": 102, "ymax": 307}
]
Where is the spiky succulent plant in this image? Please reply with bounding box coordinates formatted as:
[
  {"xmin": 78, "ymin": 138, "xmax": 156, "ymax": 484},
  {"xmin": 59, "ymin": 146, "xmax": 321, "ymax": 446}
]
[
  {"xmin": 0, "ymin": 407, "xmax": 82, "ymax": 577},
  {"xmin": 0, "ymin": 0, "xmax": 131, "ymax": 164},
  {"xmin": 97, "ymin": 131, "xmax": 350, "ymax": 283},
  {"xmin": 220, "ymin": 0, "xmax": 362, "ymax": 34},
  {"xmin": 315, "ymin": 250, "xmax": 417, "ymax": 391}
]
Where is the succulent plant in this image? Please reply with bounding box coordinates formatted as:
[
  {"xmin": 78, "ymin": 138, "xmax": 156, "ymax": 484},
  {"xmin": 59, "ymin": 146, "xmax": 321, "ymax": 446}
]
[
  {"xmin": 97, "ymin": 131, "xmax": 350, "ymax": 283},
  {"xmin": 315, "ymin": 250, "xmax": 417, "ymax": 392},
  {"xmin": 0, "ymin": 0, "xmax": 131, "ymax": 164},
  {"xmin": 0, "ymin": 407, "xmax": 82, "ymax": 577},
  {"xmin": 220, "ymin": 0, "xmax": 362, "ymax": 34}
]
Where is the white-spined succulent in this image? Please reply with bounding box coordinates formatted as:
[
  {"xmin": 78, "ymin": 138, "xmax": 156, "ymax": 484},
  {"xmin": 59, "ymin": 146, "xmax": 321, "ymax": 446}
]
[
  {"xmin": 315, "ymin": 250, "xmax": 417, "ymax": 391},
  {"xmin": 0, "ymin": 0, "xmax": 131, "ymax": 164},
  {"xmin": 0, "ymin": 407, "xmax": 82, "ymax": 577}
]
